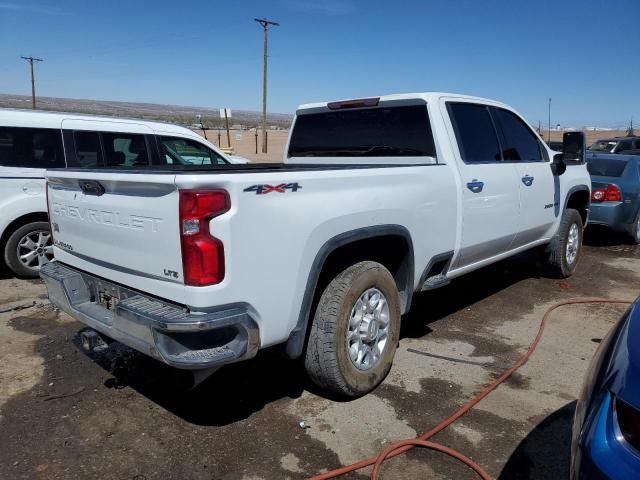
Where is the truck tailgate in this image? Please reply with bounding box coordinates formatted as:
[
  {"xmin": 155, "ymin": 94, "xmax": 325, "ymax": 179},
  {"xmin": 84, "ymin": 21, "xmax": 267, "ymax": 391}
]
[{"xmin": 47, "ymin": 172, "xmax": 183, "ymax": 288}]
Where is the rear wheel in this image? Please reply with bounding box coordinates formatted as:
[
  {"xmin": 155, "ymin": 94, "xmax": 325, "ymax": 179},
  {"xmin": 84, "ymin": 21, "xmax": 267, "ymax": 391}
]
[
  {"xmin": 629, "ymin": 215, "xmax": 640, "ymax": 244},
  {"xmin": 4, "ymin": 221, "xmax": 53, "ymax": 278},
  {"xmin": 545, "ymin": 208, "xmax": 583, "ymax": 278},
  {"xmin": 304, "ymin": 261, "xmax": 401, "ymax": 398}
]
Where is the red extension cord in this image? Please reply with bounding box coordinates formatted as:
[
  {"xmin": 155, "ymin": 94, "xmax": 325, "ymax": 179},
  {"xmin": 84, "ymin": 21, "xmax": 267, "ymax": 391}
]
[{"xmin": 309, "ymin": 297, "xmax": 633, "ymax": 480}]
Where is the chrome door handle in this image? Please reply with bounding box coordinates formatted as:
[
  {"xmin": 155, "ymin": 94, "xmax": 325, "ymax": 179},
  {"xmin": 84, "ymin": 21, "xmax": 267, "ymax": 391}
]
[
  {"xmin": 466, "ymin": 180, "xmax": 484, "ymax": 193},
  {"xmin": 521, "ymin": 175, "xmax": 534, "ymax": 186}
]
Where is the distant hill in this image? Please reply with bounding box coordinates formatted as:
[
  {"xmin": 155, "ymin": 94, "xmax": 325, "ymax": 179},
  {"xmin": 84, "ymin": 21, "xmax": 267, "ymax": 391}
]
[{"xmin": 0, "ymin": 93, "xmax": 293, "ymax": 129}]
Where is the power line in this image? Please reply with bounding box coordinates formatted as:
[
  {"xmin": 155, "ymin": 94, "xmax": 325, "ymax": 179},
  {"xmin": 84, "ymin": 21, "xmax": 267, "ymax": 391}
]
[
  {"xmin": 254, "ymin": 18, "xmax": 279, "ymax": 154},
  {"xmin": 20, "ymin": 56, "xmax": 43, "ymax": 109}
]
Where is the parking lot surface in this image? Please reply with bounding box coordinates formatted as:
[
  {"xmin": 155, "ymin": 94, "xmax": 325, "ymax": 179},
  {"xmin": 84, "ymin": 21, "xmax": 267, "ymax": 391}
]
[{"xmin": 1, "ymin": 230, "xmax": 639, "ymax": 480}]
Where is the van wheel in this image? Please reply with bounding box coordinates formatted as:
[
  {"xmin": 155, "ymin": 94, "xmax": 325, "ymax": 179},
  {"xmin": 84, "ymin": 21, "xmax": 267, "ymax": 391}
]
[
  {"xmin": 304, "ymin": 261, "xmax": 401, "ymax": 398},
  {"xmin": 545, "ymin": 209, "xmax": 583, "ymax": 278},
  {"xmin": 4, "ymin": 221, "xmax": 53, "ymax": 278}
]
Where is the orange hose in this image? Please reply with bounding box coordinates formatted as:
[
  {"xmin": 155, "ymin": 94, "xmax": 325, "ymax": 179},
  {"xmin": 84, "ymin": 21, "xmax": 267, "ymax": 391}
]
[{"xmin": 310, "ymin": 297, "xmax": 633, "ymax": 480}]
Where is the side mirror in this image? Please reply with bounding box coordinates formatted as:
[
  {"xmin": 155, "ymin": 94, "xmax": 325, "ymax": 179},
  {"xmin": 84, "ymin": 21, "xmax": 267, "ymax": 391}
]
[
  {"xmin": 551, "ymin": 153, "xmax": 567, "ymax": 176},
  {"xmin": 562, "ymin": 131, "xmax": 586, "ymax": 164}
]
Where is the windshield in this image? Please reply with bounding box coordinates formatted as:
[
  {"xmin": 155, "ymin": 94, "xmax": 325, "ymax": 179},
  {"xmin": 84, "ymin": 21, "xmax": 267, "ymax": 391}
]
[
  {"xmin": 588, "ymin": 140, "xmax": 617, "ymax": 152},
  {"xmin": 587, "ymin": 158, "xmax": 628, "ymax": 177},
  {"xmin": 288, "ymin": 104, "xmax": 436, "ymax": 158}
]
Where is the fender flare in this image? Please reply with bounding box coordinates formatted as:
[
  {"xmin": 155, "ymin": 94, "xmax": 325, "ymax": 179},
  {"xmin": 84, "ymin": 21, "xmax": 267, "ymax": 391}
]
[
  {"xmin": 563, "ymin": 184, "xmax": 591, "ymax": 220},
  {"xmin": 285, "ymin": 224, "xmax": 414, "ymax": 359}
]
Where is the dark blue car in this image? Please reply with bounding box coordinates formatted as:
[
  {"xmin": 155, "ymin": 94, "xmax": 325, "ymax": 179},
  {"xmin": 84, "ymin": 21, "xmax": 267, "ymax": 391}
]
[
  {"xmin": 571, "ymin": 298, "xmax": 640, "ymax": 479},
  {"xmin": 587, "ymin": 153, "xmax": 640, "ymax": 243}
]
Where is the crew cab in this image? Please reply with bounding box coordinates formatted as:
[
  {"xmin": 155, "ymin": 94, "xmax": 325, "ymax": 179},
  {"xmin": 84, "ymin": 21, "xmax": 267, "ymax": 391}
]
[
  {"xmin": 0, "ymin": 109, "xmax": 235, "ymax": 278},
  {"xmin": 40, "ymin": 93, "xmax": 591, "ymax": 397}
]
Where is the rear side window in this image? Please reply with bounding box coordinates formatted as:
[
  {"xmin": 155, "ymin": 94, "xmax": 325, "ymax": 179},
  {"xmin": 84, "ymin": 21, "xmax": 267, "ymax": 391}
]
[
  {"xmin": 587, "ymin": 158, "xmax": 628, "ymax": 177},
  {"xmin": 102, "ymin": 132, "xmax": 150, "ymax": 167},
  {"xmin": 288, "ymin": 105, "xmax": 436, "ymax": 157},
  {"xmin": 617, "ymin": 140, "xmax": 633, "ymax": 152},
  {"xmin": 448, "ymin": 103, "xmax": 501, "ymax": 163},
  {"xmin": 0, "ymin": 127, "xmax": 64, "ymax": 168},
  {"xmin": 494, "ymin": 108, "xmax": 543, "ymax": 161},
  {"xmin": 73, "ymin": 132, "xmax": 103, "ymax": 168},
  {"xmin": 160, "ymin": 137, "xmax": 227, "ymax": 166}
]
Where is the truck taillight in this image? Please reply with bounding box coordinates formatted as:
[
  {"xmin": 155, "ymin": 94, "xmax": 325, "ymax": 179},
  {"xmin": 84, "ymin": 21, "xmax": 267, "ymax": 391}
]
[
  {"xmin": 591, "ymin": 184, "xmax": 622, "ymax": 202},
  {"xmin": 179, "ymin": 189, "xmax": 230, "ymax": 286}
]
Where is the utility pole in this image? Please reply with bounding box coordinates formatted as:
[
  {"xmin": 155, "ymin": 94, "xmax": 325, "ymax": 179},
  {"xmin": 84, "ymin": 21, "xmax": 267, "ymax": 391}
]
[
  {"xmin": 547, "ymin": 97, "xmax": 551, "ymax": 143},
  {"xmin": 254, "ymin": 18, "xmax": 279, "ymax": 154},
  {"xmin": 20, "ymin": 56, "xmax": 43, "ymax": 109}
]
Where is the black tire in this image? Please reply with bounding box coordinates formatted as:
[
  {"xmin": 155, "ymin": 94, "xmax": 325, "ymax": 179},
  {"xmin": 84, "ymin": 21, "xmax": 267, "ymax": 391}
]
[
  {"xmin": 304, "ymin": 261, "xmax": 401, "ymax": 398},
  {"xmin": 4, "ymin": 221, "xmax": 53, "ymax": 278},
  {"xmin": 545, "ymin": 208, "xmax": 583, "ymax": 278},
  {"xmin": 628, "ymin": 213, "xmax": 640, "ymax": 245}
]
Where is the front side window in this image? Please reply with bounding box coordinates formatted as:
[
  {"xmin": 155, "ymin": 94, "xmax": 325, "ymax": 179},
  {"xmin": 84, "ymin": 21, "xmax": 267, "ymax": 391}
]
[
  {"xmin": 102, "ymin": 132, "xmax": 150, "ymax": 167},
  {"xmin": 0, "ymin": 127, "xmax": 64, "ymax": 168},
  {"xmin": 494, "ymin": 108, "xmax": 543, "ymax": 162},
  {"xmin": 448, "ymin": 103, "xmax": 501, "ymax": 163},
  {"xmin": 288, "ymin": 104, "xmax": 436, "ymax": 158},
  {"xmin": 160, "ymin": 137, "xmax": 227, "ymax": 166}
]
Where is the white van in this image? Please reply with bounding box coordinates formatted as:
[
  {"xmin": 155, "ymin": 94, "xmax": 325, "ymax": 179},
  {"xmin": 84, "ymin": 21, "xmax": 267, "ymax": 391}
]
[{"xmin": 0, "ymin": 108, "xmax": 235, "ymax": 278}]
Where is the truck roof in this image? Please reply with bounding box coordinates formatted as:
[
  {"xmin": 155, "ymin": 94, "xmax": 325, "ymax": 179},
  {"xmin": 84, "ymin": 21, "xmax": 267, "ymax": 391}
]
[
  {"xmin": 0, "ymin": 107, "xmax": 192, "ymax": 136},
  {"xmin": 296, "ymin": 92, "xmax": 511, "ymax": 112}
]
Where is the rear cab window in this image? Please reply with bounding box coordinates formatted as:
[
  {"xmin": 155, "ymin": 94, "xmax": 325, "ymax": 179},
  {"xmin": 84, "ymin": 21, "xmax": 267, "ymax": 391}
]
[
  {"xmin": 287, "ymin": 103, "xmax": 436, "ymax": 159},
  {"xmin": 0, "ymin": 127, "xmax": 65, "ymax": 169}
]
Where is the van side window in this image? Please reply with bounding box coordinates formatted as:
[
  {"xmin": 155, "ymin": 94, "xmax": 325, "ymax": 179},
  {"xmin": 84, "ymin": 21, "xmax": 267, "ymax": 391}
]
[
  {"xmin": 101, "ymin": 132, "xmax": 150, "ymax": 167},
  {"xmin": 494, "ymin": 108, "xmax": 543, "ymax": 162},
  {"xmin": 447, "ymin": 103, "xmax": 501, "ymax": 163},
  {"xmin": 73, "ymin": 132, "xmax": 103, "ymax": 167},
  {"xmin": 0, "ymin": 127, "xmax": 65, "ymax": 168},
  {"xmin": 159, "ymin": 137, "xmax": 227, "ymax": 166}
]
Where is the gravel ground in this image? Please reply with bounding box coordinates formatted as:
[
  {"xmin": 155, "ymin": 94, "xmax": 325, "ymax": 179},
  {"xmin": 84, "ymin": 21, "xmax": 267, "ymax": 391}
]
[{"xmin": 1, "ymin": 228, "xmax": 639, "ymax": 480}]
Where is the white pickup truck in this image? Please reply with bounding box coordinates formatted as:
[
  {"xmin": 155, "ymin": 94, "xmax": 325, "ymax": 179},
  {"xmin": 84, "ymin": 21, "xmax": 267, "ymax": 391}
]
[{"xmin": 41, "ymin": 92, "xmax": 591, "ymax": 397}]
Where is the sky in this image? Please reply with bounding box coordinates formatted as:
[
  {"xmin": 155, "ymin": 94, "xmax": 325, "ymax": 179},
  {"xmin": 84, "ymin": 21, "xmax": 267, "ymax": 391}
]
[{"xmin": 0, "ymin": 0, "xmax": 638, "ymax": 128}]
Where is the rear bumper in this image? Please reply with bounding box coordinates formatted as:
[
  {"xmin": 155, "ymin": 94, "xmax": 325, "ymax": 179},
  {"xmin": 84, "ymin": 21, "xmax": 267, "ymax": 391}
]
[
  {"xmin": 40, "ymin": 261, "xmax": 260, "ymax": 370},
  {"xmin": 588, "ymin": 202, "xmax": 633, "ymax": 231}
]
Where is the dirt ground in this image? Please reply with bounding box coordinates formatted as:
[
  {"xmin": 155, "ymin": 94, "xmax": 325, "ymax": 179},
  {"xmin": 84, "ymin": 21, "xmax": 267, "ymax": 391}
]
[
  {"xmin": 196, "ymin": 129, "xmax": 288, "ymax": 163},
  {"xmin": 1, "ymin": 228, "xmax": 639, "ymax": 480}
]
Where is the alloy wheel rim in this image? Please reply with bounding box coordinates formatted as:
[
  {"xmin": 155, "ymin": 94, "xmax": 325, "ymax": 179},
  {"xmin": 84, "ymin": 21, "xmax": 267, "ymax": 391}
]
[
  {"xmin": 17, "ymin": 230, "xmax": 53, "ymax": 271},
  {"xmin": 566, "ymin": 223, "xmax": 579, "ymax": 265},
  {"xmin": 346, "ymin": 288, "xmax": 390, "ymax": 371}
]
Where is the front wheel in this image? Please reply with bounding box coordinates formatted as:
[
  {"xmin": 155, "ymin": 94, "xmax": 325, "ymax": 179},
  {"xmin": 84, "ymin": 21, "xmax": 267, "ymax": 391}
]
[
  {"xmin": 628, "ymin": 214, "xmax": 640, "ymax": 245},
  {"xmin": 545, "ymin": 208, "xmax": 583, "ymax": 278},
  {"xmin": 304, "ymin": 261, "xmax": 401, "ymax": 398},
  {"xmin": 4, "ymin": 221, "xmax": 54, "ymax": 278}
]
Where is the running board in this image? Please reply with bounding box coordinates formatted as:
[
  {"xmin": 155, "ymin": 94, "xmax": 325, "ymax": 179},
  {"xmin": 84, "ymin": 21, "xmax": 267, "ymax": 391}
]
[{"xmin": 421, "ymin": 274, "xmax": 451, "ymax": 291}]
